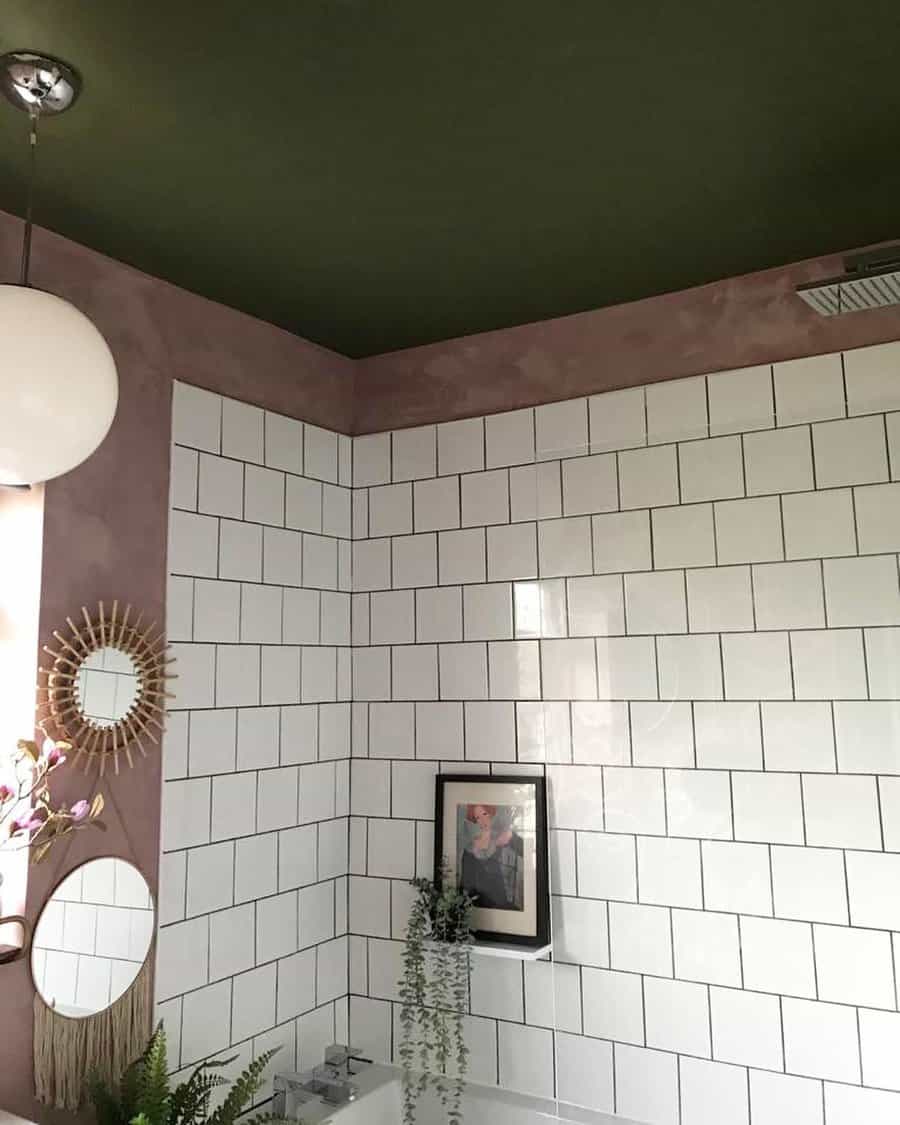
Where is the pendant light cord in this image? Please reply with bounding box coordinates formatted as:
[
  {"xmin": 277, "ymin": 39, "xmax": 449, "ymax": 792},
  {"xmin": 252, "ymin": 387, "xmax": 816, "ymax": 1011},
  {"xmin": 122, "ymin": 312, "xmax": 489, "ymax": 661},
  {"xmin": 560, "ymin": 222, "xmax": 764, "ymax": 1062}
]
[{"xmin": 19, "ymin": 105, "xmax": 39, "ymax": 287}]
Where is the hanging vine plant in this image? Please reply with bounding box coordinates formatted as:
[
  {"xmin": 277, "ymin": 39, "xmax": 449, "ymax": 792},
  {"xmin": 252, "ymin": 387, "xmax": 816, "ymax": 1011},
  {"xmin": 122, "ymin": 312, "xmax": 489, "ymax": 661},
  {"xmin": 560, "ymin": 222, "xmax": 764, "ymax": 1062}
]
[{"xmin": 398, "ymin": 870, "xmax": 475, "ymax": 1125}]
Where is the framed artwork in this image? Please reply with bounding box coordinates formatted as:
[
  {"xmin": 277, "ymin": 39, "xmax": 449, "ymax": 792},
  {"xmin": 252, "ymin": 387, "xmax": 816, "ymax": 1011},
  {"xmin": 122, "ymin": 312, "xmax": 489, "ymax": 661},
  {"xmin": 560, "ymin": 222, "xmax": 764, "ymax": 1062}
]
[{"xmin": 434, "ymin": 774, "xmax": 550, "ymax": 948}]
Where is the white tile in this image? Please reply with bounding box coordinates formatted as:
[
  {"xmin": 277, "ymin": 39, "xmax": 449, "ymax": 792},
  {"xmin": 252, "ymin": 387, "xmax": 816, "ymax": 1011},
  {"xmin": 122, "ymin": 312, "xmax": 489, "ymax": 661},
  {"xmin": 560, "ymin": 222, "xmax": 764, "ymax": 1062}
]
[
  {"xmin": 234, "ymin": 833, "xmax": 277, "ymax": 902},
  {"xmin": 666, "ymin": 768, "xmax": 733, "ymax": 839},
  {"xmin": 638, "ymin": 836, "xmax": 702, "ymax": 908},
  {"xmin": 714, "ymin": 496, "xmax": 784, "ymax": 564},
  {"xmin": 709, "ymin": 986, "xmax": 782, "ymax": 1070},
  {"xmin": 392, "ymin": 425, "xmax": 436, "ymax": 481},
  {"xmin": 186, "ymin": 841, "xmax": 234, "ymax": 917},
  {"xmin": 498, "ymin": 1022, "xmax": 555, "ymax": 1100},
  {"xmin": 460, "ymin": 583, "xmax": 511, "ymax": 642},
  {"xmin": 647, "ymin": 376, "xmax": 708, "ymax": 444},
  {"xmin": 550, "ymin": 828, "xmax": 577, "ymax": 893},
  {"xmin": 592, "ymin": 509, "xmax": 652, "ymax": 573},
  {"xmin": 158, "ymin": 852, "xmax": 187, "ymax": 925},
  {"xmin": 541, "ymin": 638, "xmax": 597, "ymax": 700},
  {"xmin": 813, "ymin": 415, "xmax": 889, "ymax": 488},
  {"xmin": 167, "ymin": 576, "xmax": 194, "ymax": 641},
  {"xmin": 390, "ymin": 760, "xmax": 437, "ymax": 820},
  {"xmin": 749, "ymin": 1070, "xmax": 823, "ymax": 1125},
  {"xmin": 282, "ymin": 588, "xmax": 319, "ymax": 644},
  {"xmin": 304, "ymin": 424, "xmax": 338, "ymax": 483},
  {"xmin": 518, "ymin": 700, "xmax": 572, "ymax": 763},
  {"xmin": 438, "ymin": 417, "xmax": 484, "ymax": 475},
  {"xmin": 486, "ymin": 522, "xmax": 538, "ymax": 581},
  {"xmin": 694, "ymin": 702, "xmax": 761, "ymax": 769},
  {"xmin": 348, "ymin": 875, "xmax": 390, "ymax": 938},
  {"xmin": 625, "ymin": 569, "xmax": 687, "ymax": 634},
  {"xmin": 782, "ymin": 488, "xmax": 856, "ymax": 559},
  {"xmin": 803, "ymin": 773, "xmax": 881, "ymax": 849},
  {"xmin": 322, "ymin": 484, "xmax": 350, "ymax": 538},
  {"xmin": 413, "ymin": 476, "xmax": 460, "ymax": 532},
  {"xmin": 367, "ymin": 818, "xmax": 415, "ymax": 879},
  {"xmin": 604, "ymin": 765, "xmax": 665, "ymax": 834},
  {"xmin": 847, "ymin": 851, "xmax": 900, "ymax": 930},
  {"xmin": 645, "ymin": 975, "xmax": 711, "ymax": 1057},
  {"xmin": 782, "ymin": 997, "xmax": 860, "ymax": 1082},
  {"xmin": 762, "ymin": 702, "xmax": 834, "ymax": 772},
  {"xmin": 509, "ymin": 462, "xmax": 562, "ymax": 522},
  {"xmin": 162, "ymin": 776, "xmax": 211, "ymax": 850},
  {"xmin": 298, "ymin": 761, "xmax": 336, "ymax": 823},
  {"xmin": 824, "ymin": 554, "xmax": 900, "ymax": 626},
  {"xmin": 415, "ymin": 586, "xmax": 462, "ymax": 642},
  {"xmin": 469, "ymin": 955, "xmax": 524, "ymax": 1021},
  {"xmin": 277, "ymin": 947, "xmax": 316, "ymax": 1022},
  {"xmin": 860, "ymin": 1008, "xmax": 900, "ymax": 1091},
  {"xmin": 556, "ymin": 1032, "xmax": 613, "ymax": 1113},
  {"xmin": 834, "ymin": 701, "xmax": 900, "ymax": 772},
  {"xmin": 658, "ymin": 634, "xmax": 722, "ymax": 700},
  {"xmin": 369, "ymin": 590, "xmax": 414, "ymax": 645},
  {"xmin": 438, "ymin": 527, "xmax": 486, "ymax": 584},
  {"xmin": 210, "ymin": 771, "xmax": 256, "ymax": 841},
  {"xmin": 673, "ymin": 909, "xmax": 741, "ymax": 986},
  {"xmin": 169, "ymin": 510, "xmax": 219, "ymax": 578},
  {"xmin": 302, "ymin": 533, "xmax": 337, "ymax": 589},
  {"xmin": 722, "ymin": 632, "xmax": 792, "ymax": 700},
  {"xmin": 744, "ymin": 425, "xmax": 814, "ymax": 495},
  {"xmin": 486, "ymin": 408, "xmax": 534, "ymax": 467},
  {"xmin": 774, "ymin": 353, "xmax": 845, "ymax": 425},
  {"xmin": 855, "ymin": 482, "xmax": 900, "ymax": 553},
  {"xmin": 631, "ymin": 701, "xmax": 693, "ymax": 766},
  {"xmin": 582, "ymin": 967, "xmax": 645, "ymax": 1044},
  {"xmin": 753, "ymin": 560, "xmax": 825, "ymax": 629},
  {"xmin": 255, "ymin": 765, "xmax": 298, "ymax": 832},
  {"xmin": 702, "ymin": 841, "xmax": 772, "ymax": 916},
  {"xmin": 538, "ymin": 516, "xmax": 593, "ymax": 577},
  {"xmin": 570, "ymin": 700, "xmax": 629, "ymax": 763},
  {"xmin": 880, "ymin": 776, "xmax": 900, "ymax": 848},
  {"xmin": 369, "ymin": 483, "xmax": 412, "ymax": 538},
  {"xmin": 180, "ymin": 979, "xmax": 232, "ymax": 1065},
  {"xmin": 215, "ymin": 519, "xmax": 261, "ymax": 583},
  {"xmin": 353, "ymin": 539, "xmax": 391, "ymax": 592},
  {"xmin": 561, "ymin": 454, "xmax": 617, "ymax": 516},
  {"xmin": 618, "ymin": 444, "xmax": 679, "ymax": 509},
  {"xmin": 353, "ymin": 433, "xmax": 391, "ymax": 487},
  {"xmin": 170, "ymin": 643, "xmax": 218, "ymax": 710},
  {"xmin": 320, "ymin": 591, "xmax": 349, "ymax": 646},
  {"xmin": 276, "ymin": 824, "xmax": 316, "ymax": 891},
  {"xmin": 299, "ymin": 881, "xmax": 334, "ymax": 949},
  {"xmin": 353, "ymin": 647, "xmax": 391, "ymax": 700},
  {"xmin": 615, "ymin": 1044, "xmax": 679, "ymax": 1125},
  {"xmin": 173, "ymin": 382, "xmax": 221, "ymax": 452},
  {"xmin": 514, "ymin": 578, "xmax": 565, "ymax": 638},
  {"xmin": 732, "ymin": 770, "xmax": 802, "ymax": 843},
  {"xmin": 741, "ymin": 915, "xmax": 816, "ymax": 998},
  {"xmin": 488, "ymin": 640, "xmax": 540, "ymax": 699},
  {"xmin": 708, "ymin": 364, "xmax": 774, "ymax": 435},
  {"xmin": 687, "ymin": 566, "xmax": 754, "ymax": 633},
  {"xmin": 603, "ymin": 897, "xmax": 673, "ymax": 973},
  {"xmin": 547, "ymin": 764, "xmax": 605, "ymax": 830},
  {"xmin": 535, "ymin": 398, "xmax": 588, "ymax": 460},
  {"xmin": 554, "ymin": 895, "xmax": 609, "ymax": 967},
  {"xmin": 171, "ymin": 445, "xmax": 199, "ymax": 510},
  {"xmin": 597, "ymin": 636, "xmax": 658, "ymax": 700},
  {"xmin": 262, "ymin": 526, "xmax": 301, "ymax": 586},
  {"xmin": 577, "ymin": 832, "xmax": 636, "ymax": 900},
  {"xmin": 439, "ymin": 642, "xmax": 488, "ymax": 700},
  {"xmin": 465, "ymin": 701, "xmax": 516, "ymax": 760},
  {"xmin": 392, "ymin": 643, "xmax": 438, "ymax": 701},
  {"xmin": 209, "ymin": 903, "xmax": 255, "ymax": 981},
  {"xmin": 265, "ymin": 411, "xmax": 303, "ymax": 475},
  {"xmin": 198, "ymin": 453, "xmax": 243, "ymax": 519},
  {"xmin": 890, "ymin": 412, "xmax": 900, "ymax": 480},
  {"xmin": 771, "ymin": 845, "xmax": 848, "ymax": 924},
  {"xmin": 244, "ymin": 465, "xmax": 284, "ymax": 526},
  {"xmin": 652, "ymin": 503, "xmax": 716, "ymax": 569},
  {"xmin": 260, "ymin": 645, "xmax": 301, "ymax": 704},
  {"xmin": 679, "ymin": 1057, "xmax": 749, "ymax": 1125},
  {"xmin": 461, "ymin": 469, "xmax": 509, "ymax": 526},
  {"xmin": 679, "ymin": 436, "xmax": 744, "ymax": 503},
  {"xmin": 589, "ymin": 387, "xmax": 646, "ymax": 452},
  {"xmin": 791, "ymin": 629, "xmax": 867, "ymax": 699},
  {"xmin": 845, "ymin": 341, "xmax": 900, "ymax": 414},
  {"xmin": 232, "ymin": 962, "xmax": 277, "ymax": 1042},
  {"xmin": 192, "ymin": 579, "xmax": 240, "ymax": 642},
  {"xmin": 155, "ymin": 916, "xmax": 209, "ymax": 1001},
  {"xmin": 814, "ymin": 922, "xmax": 894, "ymax": 1008},
  {"xmin": 240, "ymin": 584, "xmax": 283, "ymax": 644},
  {"xmin": 567, "ymin": 574, "xmax": 624, "ymax": 636},
  {"xmin": 825, "ymin": 1084, "xmax": 900, "ymax": 1125}
]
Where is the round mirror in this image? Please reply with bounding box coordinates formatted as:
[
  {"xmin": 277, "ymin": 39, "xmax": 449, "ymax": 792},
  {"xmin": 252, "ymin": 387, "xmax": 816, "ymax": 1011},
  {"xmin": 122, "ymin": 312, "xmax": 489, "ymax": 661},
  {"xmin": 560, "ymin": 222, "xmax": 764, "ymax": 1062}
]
[
  {"xmin": 74, "ymin": 645, "xmax": 141, "ymax": 727},
  {"xmin": 31, "ymin": 858, "xmax": 154, "ymax": 1018}
]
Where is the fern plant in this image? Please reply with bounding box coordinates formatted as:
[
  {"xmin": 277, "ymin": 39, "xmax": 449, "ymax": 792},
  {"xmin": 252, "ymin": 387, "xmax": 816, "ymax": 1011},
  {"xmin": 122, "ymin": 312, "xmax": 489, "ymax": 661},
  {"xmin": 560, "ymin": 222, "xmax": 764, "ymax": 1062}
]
[
  {"xmin": 398, "ymin": 870, "xmax": 475, "ymax": 1125},
  {"xmin": 89, "ymin": 1023, "xmax": 284, "ymax": 1125}
]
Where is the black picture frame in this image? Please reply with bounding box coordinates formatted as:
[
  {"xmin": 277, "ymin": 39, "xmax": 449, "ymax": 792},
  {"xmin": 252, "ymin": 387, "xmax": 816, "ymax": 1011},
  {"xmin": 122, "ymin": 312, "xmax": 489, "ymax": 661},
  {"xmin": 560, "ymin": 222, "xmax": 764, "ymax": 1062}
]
[{"xmin": 434, "ymin": 773, "xmax": 550, "ymax": 949}]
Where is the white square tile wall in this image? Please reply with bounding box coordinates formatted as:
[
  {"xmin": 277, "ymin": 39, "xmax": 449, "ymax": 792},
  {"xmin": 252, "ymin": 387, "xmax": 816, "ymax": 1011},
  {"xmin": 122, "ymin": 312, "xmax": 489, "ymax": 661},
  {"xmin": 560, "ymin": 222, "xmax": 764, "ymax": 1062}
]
[
  {"xmin": 160, "ymin": 384, "xmax": 351, "ymax": 1088},
  {"xmin": 165, "ymin": 342, "xmax": 900, "ymax": 1124}
]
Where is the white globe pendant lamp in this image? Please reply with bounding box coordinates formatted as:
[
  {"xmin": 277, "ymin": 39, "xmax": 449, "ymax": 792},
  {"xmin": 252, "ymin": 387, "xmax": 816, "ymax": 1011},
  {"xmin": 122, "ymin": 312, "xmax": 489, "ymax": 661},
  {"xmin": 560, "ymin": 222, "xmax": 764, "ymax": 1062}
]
[{"xmin": 0, "ymin": 52, "xmax": 118, "ymax": 487}]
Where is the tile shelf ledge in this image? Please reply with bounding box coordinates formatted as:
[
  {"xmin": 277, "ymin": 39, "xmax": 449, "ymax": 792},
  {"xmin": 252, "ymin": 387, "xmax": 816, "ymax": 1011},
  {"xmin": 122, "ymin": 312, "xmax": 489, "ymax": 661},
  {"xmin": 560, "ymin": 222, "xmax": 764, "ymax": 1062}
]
[{"xmin": 425, "ymin": 939, "xmax": 552, "ymax": 960}]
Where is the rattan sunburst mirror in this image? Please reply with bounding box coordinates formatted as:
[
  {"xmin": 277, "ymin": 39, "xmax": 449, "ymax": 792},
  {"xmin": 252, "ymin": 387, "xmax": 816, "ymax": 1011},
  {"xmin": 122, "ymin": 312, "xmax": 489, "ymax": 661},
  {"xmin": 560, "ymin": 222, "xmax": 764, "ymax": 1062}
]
[{"xmin": 37, "ymin": 601, "xmax": 175, "ymax": 774}]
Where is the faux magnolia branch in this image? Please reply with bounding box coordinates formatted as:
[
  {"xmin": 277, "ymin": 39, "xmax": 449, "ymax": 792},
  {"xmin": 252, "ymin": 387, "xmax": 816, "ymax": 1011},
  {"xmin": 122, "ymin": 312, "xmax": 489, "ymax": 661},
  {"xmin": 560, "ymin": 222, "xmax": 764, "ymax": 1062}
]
[{"xmin": 1, "ymin": 738, "xmax": 104, "ymax": 864}]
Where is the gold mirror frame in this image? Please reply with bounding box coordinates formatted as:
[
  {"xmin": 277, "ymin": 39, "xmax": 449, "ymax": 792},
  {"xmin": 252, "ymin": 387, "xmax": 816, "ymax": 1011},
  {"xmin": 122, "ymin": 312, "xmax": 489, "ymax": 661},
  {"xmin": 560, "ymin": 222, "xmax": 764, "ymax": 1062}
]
[{"xmin": 37, "ymin": 601, "xmax": 175, "ymax": 774}]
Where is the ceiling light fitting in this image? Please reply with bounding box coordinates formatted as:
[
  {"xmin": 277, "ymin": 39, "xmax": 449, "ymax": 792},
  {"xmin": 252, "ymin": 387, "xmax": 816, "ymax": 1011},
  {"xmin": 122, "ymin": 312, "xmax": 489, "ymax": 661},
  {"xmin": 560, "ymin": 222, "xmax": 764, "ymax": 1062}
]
[
  {"xmin": 797, "ymin": 245, "xmax": 900, "ymax": 317},
  {"xmin": 0, "ymin": 52, "xmax": 118, "ymax": 488}
]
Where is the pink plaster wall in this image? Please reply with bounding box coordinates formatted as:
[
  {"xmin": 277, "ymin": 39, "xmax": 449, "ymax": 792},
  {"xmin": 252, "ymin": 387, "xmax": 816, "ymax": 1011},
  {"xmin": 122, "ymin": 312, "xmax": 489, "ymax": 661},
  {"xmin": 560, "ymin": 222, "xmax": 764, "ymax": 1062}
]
[
  {"xmin": 353, "ymin": 243, "xmax": 900, "ymax": 432},
  {"xmin": 0, "ymin": 211, "xmax": 354, "ymax": 1122}
]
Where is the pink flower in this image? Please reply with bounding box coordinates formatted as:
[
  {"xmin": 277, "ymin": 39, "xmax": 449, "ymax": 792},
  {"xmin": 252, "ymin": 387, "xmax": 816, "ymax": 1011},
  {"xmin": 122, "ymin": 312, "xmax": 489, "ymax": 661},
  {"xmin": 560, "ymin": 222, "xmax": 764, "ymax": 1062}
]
[
  {"xmin": 9, "ymin": 813, "xmax": 43, "ymax": 836},
  {"xmin": 43, "ymin": 740, "xmax": 66, "ymax": 769},
  {"xmin": 69, "ymin": 800, "xmax": 90, "ymax": 823},
  {"xmin": 0, "ymin": 783, "xmax": 14, "ymax": 804}
]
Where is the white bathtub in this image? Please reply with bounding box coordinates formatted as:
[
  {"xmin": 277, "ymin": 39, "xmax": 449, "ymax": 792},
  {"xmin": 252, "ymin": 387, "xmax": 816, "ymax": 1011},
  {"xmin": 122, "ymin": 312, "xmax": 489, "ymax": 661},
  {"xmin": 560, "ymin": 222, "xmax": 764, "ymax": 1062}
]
[{"xmin": 289, "ymin": 1063, "xmax": 641, "ymax": 1125}]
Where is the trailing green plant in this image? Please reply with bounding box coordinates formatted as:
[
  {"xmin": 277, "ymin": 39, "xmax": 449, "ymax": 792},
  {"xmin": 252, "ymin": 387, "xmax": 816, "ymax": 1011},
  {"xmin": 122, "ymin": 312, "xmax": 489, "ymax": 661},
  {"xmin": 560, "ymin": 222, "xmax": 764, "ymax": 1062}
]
[
  {"xmin": 88, "ymin": 1023, "xmax": 284, "ymax": 1125},
  {"xmin": 398, "ymin": 868, "xmax": 475, "ymax": 1125}
]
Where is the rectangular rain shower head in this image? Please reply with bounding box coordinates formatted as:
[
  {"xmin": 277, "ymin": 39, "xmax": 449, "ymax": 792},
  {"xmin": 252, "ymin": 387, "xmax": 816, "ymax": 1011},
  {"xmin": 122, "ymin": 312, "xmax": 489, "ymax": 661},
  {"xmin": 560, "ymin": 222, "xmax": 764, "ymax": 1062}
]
[{"xmin": 797, "ymin": 245, "xmax": 900, "ymax": 316}]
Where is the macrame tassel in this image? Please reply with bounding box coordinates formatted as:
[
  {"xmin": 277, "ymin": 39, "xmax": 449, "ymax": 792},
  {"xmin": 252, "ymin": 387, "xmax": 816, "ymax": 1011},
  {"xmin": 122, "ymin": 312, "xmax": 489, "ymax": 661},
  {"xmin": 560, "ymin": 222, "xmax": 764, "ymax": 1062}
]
[{"xmin": 33, "ymin": 952, "xmax": 153, "ymax": 1111}]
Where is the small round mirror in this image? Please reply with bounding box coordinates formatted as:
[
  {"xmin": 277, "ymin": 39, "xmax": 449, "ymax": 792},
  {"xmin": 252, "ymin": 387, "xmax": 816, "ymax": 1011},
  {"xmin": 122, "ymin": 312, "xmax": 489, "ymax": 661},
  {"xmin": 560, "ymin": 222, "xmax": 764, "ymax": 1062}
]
[
  {"xmin": 31, "ymin": 858, "xmax": 154, "ymax": 1018},
  {"xmin": 74, "ymin": 645, "xmax": 141, "ymax": 727}
]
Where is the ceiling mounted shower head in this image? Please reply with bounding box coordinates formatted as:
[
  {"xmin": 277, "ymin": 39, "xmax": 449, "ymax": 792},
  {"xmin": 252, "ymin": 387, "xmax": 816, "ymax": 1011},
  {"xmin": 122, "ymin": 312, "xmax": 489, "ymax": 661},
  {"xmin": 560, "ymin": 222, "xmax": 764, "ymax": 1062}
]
[{"xmin": 797, "ymin": 245, "xmax": 900, "ymax": 316}]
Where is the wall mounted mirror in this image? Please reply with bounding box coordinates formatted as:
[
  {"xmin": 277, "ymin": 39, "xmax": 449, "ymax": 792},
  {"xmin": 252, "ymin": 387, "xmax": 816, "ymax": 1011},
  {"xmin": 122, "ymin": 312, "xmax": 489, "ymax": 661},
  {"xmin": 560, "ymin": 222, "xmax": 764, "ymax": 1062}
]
[
  {"xmin": 38, "ymin": 600, "xmax": 175, "ymax": 773},
  {"xmin": 31, "ymin": 857, "xmax": 154, "ymax": 1018}
]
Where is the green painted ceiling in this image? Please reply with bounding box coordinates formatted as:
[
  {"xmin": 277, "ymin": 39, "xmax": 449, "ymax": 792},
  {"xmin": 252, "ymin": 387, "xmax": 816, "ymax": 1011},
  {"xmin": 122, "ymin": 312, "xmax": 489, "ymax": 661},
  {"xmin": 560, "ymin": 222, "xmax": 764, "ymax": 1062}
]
[{"xmin": 2, "ymin": 2, "xmax": 899, "ymax": 357}]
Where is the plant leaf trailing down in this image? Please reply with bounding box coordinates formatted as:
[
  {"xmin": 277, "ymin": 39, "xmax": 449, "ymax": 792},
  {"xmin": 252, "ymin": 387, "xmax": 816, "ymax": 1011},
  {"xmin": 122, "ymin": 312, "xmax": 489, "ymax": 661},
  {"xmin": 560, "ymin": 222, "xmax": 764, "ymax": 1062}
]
[
  {"xmin": 398, "ymin": 864, "xmax": 475, "ymax": 1125},
  {"xmin": 88, "ymin": 1023, "xmax": 288, "ymax": 1125}
]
